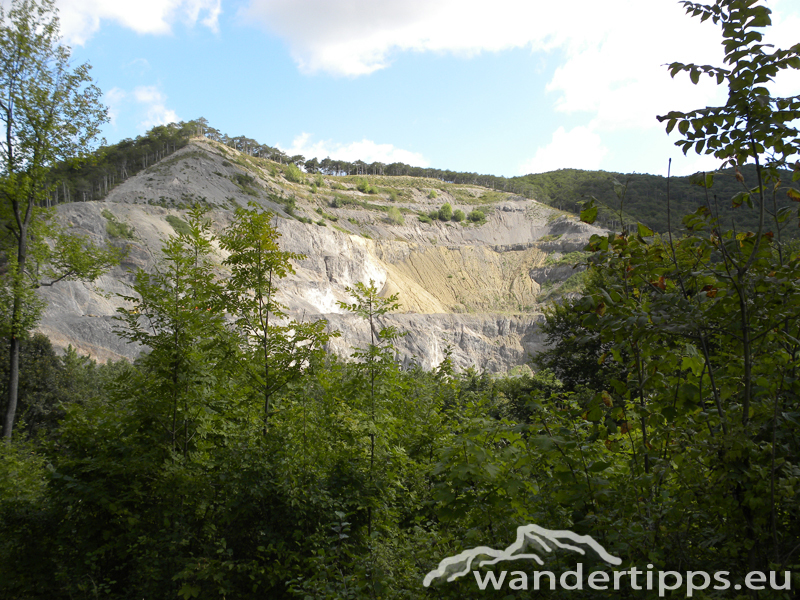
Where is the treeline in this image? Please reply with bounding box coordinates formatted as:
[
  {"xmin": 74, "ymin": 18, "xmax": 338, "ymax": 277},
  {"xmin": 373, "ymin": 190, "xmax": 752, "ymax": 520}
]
[
  {"xmin": 45, "ymin": 116, "xmax": 796, "ymax": 238},
  {"xmin": 43, "ymin": 119, "xmax": 203, "ymax": 205},
  {"xmin": 512, "ymin": 166, "xmax": 799, "ymax": 234}
]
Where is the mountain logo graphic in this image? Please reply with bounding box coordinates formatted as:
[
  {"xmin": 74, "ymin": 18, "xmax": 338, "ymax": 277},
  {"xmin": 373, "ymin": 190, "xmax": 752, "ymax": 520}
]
[{"xmin": 423, "ymin": 524, "xmax": 622, "ymax": 587}]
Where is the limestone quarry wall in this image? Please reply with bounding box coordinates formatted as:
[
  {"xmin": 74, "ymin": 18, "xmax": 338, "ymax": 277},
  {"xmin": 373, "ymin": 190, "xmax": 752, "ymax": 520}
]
[{"xmin": 37, "ymin": 141, "xmax": 604, "ymax": 371}]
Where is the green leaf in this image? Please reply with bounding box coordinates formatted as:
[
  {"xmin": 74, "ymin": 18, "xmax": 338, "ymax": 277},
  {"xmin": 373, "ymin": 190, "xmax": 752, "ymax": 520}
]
[
  {"xmin": 689, "ymin": 172, "xmax": 713, "ymax": 188},
  {"xmin": 777, "ymin": 206, "xmax": 793, "ymax": 223},
  {"xmin": 637, "ymin": 223, "xmax": 654, "ymax": 237},
  {"xmin": 588, "ymin": 461, "xmax": 612, "ymax": 473},
  {"xmin": 580, "ymin": 202, "xmax": 598, "ymax": 225},
  {"xmin": 732, "ymin": 192, "xmax": 750, "ymax": 208},
  {"xmin": 788, "ymin": 188, "xmax": 800, "ymax": 202}
]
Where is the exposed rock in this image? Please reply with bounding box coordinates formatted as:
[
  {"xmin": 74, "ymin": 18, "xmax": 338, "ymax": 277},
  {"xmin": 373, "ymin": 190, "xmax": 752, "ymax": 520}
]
[{"xmin": 36, "ymin": 140, "xmax": 604, "ymax": 372}]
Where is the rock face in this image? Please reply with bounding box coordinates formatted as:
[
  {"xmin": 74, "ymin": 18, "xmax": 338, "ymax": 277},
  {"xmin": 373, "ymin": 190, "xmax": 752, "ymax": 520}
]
[{"xmin": 37, "ymin": 139, "xmax": 604, "ymax": 371}]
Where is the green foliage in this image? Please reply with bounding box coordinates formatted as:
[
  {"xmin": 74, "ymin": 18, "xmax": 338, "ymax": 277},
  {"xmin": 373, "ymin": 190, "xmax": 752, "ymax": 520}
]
[
  {"xmin": 2, "ymin": 3, "xmax": 799, "ymax": 595},
  {"xmin": 658, "ymin": 2, "xmax": 800, "ymax": 170},
  {"xmin": 427, "ymin": 189, "xmax": 438, "ymax": 199},
  {"xmin": 386, "ymin": 206, "xmax": 405, "ymax": 225},
  {"xmin": 284, "ymin": 163, "xmax": 304, "ymax": 183},
  {"xmin": 437, "ymin": 203, "xmax": 452, "ymax": 221},
  {"xmin": 467, "ymin": 209, "xmax": 486, "ymax": 224},
  {"xmin": 452, "ymin": 209, "xmax": 465, "ymax": 222},
  {"xmin": 165, "ymin": 214, "xmax": 191, "ymax": 236},
  {"xmin": 417, "ymin": 212, "xmax": 432, "ymax": 224},
  {"xmin": 220, "ymin": 203, "xmax": 335, "ymax": 428},
  {"xmin": 233, "ymin": 171, "xmax": 260, "ymax": 196},
  {"xmin": 315, "ymin": 207, "xmax": 338, "ymax": 222},
  {"xmin": 0, "ymin": 0, "xmax": 121, "ymax": 439},
  {"xmin": 0, "ymin": 334, "xmax": 120, "ymax": 439},
  {"xmin": 543, "ymin": 250, "xmax": 590, "ymax": 266},
  {"xmin": 102, "ymin": 208, "xmax": 136, "ymax": 239},
  {"xmin": 355, "ymin": 178, "xmax": 378, "ymax": 194}
]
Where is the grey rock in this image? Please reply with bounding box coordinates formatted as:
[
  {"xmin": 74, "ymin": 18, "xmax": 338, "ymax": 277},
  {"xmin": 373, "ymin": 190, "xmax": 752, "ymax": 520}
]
[{"xmin": 37, "ymin": 140, "xmax": 604, "ymax": 372}]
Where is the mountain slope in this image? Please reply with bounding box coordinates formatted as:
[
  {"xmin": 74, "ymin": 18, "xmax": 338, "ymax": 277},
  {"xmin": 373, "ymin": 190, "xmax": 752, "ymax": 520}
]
[{"xmin": 37, "ymin": 138, "xmax": 604, "ymax": 372}]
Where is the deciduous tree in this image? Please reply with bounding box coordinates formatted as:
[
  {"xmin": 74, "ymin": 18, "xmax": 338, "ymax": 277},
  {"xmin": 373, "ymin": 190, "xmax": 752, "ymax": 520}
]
[{"xmin": 0, "ymin": 0, "xmax": 120, "ymax": 439}]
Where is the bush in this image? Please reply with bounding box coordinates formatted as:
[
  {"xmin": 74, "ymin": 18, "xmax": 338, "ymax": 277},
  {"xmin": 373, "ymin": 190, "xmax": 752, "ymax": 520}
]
[
  {"xmin": 387, "ymin": 207, "xmax": 405, "ymax": 226},
  {"xmin": 438, "ymin": 203, "xmax": 452, "ymax": 221},
  {"xmin": 102, "ymin": 209, "xmax": 136, "ymax": 240},
  {"xmin": 165, "ymin": 215, "xmax": 191, "ymax": 236},
  {"xmin": 314, "ymin": 173, "xmax": 325, "ymax": 188},
  {"xmin": 355, "ymin": 178, "xmax": 378, "ymax": 194},
  {"xmin": 418, "ymin": 213, "xmax": 432, "ymax": 224},
  {"xmin": 468, "ymin": 209, "xmax": 486, "ymax": 224},
  {"xmin": 428, "ymin": 189, "xmax": 438, "ymax": 199},
  {"xmin": 452, "ymin": 209, "xmax": 465, "ymax": 222},
  {"xmin": 284, "ymin": 163, "xmax": 304, "ymax": 183}
]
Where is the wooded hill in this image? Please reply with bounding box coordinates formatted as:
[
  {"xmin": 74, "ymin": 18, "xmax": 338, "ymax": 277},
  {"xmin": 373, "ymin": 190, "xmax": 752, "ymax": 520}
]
[{"xmin": 48, "ymin": 118, "xmax": 796, "ymax": 236}]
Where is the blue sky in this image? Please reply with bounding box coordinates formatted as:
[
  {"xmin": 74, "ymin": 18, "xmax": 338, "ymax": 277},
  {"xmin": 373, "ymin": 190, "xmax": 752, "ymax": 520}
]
[{"xmin": 54, "ymin": 0, "xmax": 800, "ymax": 178}]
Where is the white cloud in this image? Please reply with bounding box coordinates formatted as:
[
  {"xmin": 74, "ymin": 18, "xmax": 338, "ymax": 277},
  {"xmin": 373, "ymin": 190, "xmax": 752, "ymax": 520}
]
[
  {"xmin": 245, "ymin": 0, "xmax": 800, "ymax": 174},
  {"xmin": 133, "ymin": 86, "xmax": 179, "ymax": 130},
  {"xmin": 279, "ymin": 133, "xmax": 429, "ymax": 166},
  {"xmin": 55, "ymin": 0, "xmax": 221, "ymax": 45},
  {"xmin": 97, "ymin": 84, "xmax": 178, "ymax": 132},
  {"xmin": 242, "ymin": 0, "xmax": 566, "ymax": 76},
  {"xmin": 519, "ymin": 125, "xmax": 608, "ymax": 175}
]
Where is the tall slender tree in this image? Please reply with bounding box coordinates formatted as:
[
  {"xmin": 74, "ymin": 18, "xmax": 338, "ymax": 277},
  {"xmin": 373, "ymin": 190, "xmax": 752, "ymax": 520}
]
[{"xmin": 0, "ymin": 0, "xmax": 118, "ymax": 439}]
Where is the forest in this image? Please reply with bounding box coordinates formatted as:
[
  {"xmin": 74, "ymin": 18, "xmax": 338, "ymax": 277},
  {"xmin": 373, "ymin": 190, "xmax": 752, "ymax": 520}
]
[{"xmin": 2, "ymin": 0, "xmax": 800, "ymax": 598}]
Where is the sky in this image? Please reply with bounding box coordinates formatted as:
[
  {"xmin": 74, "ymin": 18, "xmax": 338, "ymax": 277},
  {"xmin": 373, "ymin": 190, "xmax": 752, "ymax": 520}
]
[{"xmin": 32, "ymin": 0, "xmax": 800, "ymax": 177}]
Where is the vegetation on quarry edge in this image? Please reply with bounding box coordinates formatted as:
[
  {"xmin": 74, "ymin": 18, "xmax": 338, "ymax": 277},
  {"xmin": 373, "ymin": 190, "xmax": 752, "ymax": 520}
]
[{"xmin": 2, "ymin": 0, "xmax": 800, "ymax": 598}]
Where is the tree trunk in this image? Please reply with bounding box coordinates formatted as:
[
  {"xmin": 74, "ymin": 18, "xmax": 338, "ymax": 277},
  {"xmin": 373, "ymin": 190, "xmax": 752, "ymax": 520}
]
[
  {"xmin": 4, "ymin": 216, "xmax": 29, "ymax": 441},
  {"xmin": 3, "ymin": 336, "xmax": 20, "ymax": 440}
]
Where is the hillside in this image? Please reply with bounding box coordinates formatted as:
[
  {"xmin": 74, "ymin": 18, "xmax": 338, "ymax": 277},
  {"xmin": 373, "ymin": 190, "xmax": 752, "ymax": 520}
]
[
  {"xmin": 511, "ymin": 165, "xmax": 798, "ymax": 234},
  {"xmin": 38, "ymin": 138, "xmax": 604, "ymax": 372}
]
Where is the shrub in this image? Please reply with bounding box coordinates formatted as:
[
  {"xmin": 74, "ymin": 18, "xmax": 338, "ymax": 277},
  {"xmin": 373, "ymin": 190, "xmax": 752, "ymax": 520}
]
[
  {"xmin": 314, "ymin": 173, "xmax": 325, "ymax": 187},
  {"xmin": 418, "ymin": 213, "xmax": 432, "ymax": 224},
  {"xmin": 284, "ymin": 163, "xmax": 304, "ymax": 183},
  {"xmin": 468, "ymin": 209, "xmax": 486, "ymax": 223},
  {"xmin": 452, "ymin": 209, "xmax": 465, "ymax": 222},
  {"xmin": 387, "ymin": 207, "xmax": 405, "ymax": 226},
  {"xmin": 428, "ymin": 189, "xmax": 438, "ymax": 199},
  {"xmin": 102, "ymin": 209, "xmax": 136, "ymax": 240},
  {"xmin": 438, "ymin": 203, "xmax": 453, "ymax": 221},
  {"xmin": 165, "ymin": 215, "xmax": 191, "ymax": 236},
  {"xmin": 387, "ymin": 189, "xmax": 398, "ymax": 202},
  {"xmin": 356, "ymin": 178, "xmax": 378, "ymax": 194},
  {"xmin": 427, "ymin": 210, "xmax": 439, "ymax": 221}
]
